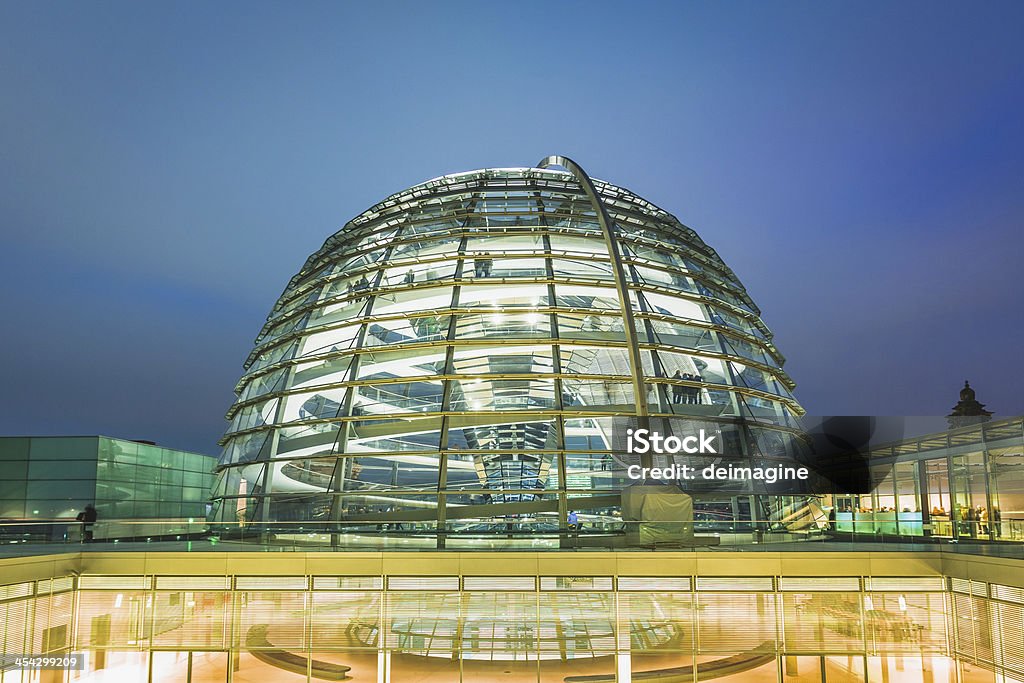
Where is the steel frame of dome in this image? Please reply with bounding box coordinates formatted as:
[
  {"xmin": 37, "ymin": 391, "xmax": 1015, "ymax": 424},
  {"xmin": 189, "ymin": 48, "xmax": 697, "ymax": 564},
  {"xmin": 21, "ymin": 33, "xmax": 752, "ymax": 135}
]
[{"xmin": 209, "ymin": 156, "xmax": 804, "ymax": 538}]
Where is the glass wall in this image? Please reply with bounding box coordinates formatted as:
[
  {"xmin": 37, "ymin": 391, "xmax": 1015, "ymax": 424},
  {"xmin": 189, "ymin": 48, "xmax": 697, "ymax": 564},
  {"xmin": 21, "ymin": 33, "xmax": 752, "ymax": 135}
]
[
  {"xmin": 824, "ymin": 419, "xmax": 1024, "ymax": 544},
  {"xmin": 0, "ymin": 437, "xmax": 215, "ymax": 537},
  {"xmin": 96, "ymin": 438, "xmax": 213, "ymax": 520},
  {"xmin": 1, "ymin": 570, "xmax": 1022, "ymax": 682},
  {"xmin": 0, "ymin": 437, "xmax": 98, "ymax": 520}
]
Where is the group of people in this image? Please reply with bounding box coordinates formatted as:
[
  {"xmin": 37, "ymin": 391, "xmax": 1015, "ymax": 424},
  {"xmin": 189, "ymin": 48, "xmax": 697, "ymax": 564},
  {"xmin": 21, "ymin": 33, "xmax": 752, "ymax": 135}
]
[
  {"xmin": 863, "ymin": 505, "xmax": 910, "ymax": 513},
  {"xmin": 346, "ymin": 276, "xmax": 371, "ymax": 295},
  {"xmin": 471, "ymin": 258, "xmax": 494, "ymax": 277},
  {"xmin": 959, "ymin": 504, "xmax": 1001, "ymax": 536},
  {"xmin": 670, "ymin": 369, "xmax": 704, "ymax": 404}
]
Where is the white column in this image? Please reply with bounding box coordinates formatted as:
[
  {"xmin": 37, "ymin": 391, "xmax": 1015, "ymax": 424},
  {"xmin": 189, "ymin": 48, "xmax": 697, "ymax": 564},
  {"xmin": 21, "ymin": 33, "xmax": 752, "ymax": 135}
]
[
  {"xmin": 615, "ymin": 591, "xmax": 631, "ymax": 683},
  {"xmin": 616, "ymin": 652, "xmax": 632, "ymax": 683}
]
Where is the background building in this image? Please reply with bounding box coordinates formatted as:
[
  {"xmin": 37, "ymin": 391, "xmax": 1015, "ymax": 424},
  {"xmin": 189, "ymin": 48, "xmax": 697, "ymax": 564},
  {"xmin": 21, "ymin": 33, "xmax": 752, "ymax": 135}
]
[
  {"xmin": 0, "ymin": 436, "xmax": 215, "ymax": 541},
  {"xmin": 830, "ymin": 414, "xmax": 1024, "ymax": 542}
]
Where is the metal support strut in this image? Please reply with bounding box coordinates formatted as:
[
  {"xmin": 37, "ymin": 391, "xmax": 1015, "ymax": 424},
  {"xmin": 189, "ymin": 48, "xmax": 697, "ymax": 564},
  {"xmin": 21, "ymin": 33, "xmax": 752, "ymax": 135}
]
[{"xmin": 536, "ymin": 155, "xmax": 649, "ymax": 419}]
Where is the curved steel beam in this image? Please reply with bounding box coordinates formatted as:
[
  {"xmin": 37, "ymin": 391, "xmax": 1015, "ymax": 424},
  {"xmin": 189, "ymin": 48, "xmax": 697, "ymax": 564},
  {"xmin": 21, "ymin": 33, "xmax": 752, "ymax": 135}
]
[{"xmin": 537, "ymin": 155, "xmax": 649, "ymax": 417}]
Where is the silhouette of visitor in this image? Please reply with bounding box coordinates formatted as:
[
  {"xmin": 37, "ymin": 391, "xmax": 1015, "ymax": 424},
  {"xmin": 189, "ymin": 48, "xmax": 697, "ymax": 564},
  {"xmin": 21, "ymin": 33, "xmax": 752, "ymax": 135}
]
[
  {"xmin": 671, "ymin": 370, "xmax": 684, "ymax": 404},
  {"xmin": 77, "ymin": 504, "xmax": 98, "ymax": 543}
]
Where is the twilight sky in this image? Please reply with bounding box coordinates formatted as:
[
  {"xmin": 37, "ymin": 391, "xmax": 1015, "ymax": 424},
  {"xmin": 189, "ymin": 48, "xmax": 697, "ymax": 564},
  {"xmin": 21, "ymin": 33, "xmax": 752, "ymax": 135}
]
[{"xmin": 2, "ymin": 2, "xmax": 1022, "ymax": 454}]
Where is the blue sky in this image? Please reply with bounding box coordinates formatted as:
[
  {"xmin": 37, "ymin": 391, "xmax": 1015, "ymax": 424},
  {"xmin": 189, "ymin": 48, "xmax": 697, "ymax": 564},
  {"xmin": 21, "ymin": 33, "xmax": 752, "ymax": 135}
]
[{"xmin": 2, "ymin": 2, "xmax": 1022, "ymax": 453}]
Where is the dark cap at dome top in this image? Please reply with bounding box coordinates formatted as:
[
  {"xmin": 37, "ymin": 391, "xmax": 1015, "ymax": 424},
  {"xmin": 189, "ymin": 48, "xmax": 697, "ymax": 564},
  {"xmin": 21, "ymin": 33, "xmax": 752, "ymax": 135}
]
[{"xmin": 960, "ymin": 380, "xmax": 975, "ymax": 401}]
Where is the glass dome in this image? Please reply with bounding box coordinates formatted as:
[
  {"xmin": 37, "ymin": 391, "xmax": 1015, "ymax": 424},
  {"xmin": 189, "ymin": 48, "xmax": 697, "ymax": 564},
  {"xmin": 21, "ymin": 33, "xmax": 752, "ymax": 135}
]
[{"xmin": 209, "ymin": 157, "xmax": 803, "ymax": 540}]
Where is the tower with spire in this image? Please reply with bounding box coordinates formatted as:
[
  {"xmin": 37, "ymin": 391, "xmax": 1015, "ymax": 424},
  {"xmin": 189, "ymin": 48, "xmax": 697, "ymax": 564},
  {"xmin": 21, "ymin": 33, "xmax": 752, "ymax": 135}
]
[{"xmin": 947, "ymin": 380, "xmax": 993, "ymax": 429}]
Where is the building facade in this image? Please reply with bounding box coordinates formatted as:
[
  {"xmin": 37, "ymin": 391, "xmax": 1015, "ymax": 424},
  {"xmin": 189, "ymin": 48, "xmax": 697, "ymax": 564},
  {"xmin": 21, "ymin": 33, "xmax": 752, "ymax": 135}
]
[
  {"xmin": 830, "ymin": 416, "xmax": 1024, "ymax": 542},
  {"xmin": 0, "ymin": 550, "xmax": 1022, "ymax": 683},
  {"xmin": 0, "ymin": 436, "xmax": 215, "ymax": 541}
]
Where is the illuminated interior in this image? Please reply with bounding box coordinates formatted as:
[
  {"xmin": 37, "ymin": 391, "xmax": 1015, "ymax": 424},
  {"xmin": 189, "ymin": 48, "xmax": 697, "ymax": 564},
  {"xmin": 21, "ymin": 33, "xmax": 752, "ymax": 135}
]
[{"xmin": 0, "ymin": 552, "xmax": 1020, "ymax": 683}]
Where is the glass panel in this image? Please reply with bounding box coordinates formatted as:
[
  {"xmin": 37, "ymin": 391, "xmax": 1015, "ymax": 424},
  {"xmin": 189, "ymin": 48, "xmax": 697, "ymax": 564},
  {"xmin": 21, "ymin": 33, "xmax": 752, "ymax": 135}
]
[
  {"xmin": 537, "ymin": 592, "xmax": 616, "ymax": 657},
  {"xmin": 291, "ymin": 356, "xmax": 355, "ymax": 390},
  {"xmin": 459, "ymin": 282, "xmax": 549, "ymax": 308},
  {"xmin": 343, "ymin": 453, "xmax": 440, "ymax": 492},
  {"xmin": 783, "ymin": 593, "xmax": 863, "ymax": 651},
  {"xmin": 783, "ymin": 655, "xmax": 823, "ymax": 682},
  {"xmin": 189, "ymin": 651, "xmax": 229, "ymax": 683},
  {"xmin": 825, "ymin": 655, "xmax": 866, "ymax": 683},
  {"xmin": 371, "ymin": 287, "xmax": 455, "ymax": 317},
  {"xmin": 557, "ymin": 313, "xmax": 626, "ymax": 343},
  {"xmin": 455, "ymin": 312, "xmax": 552, "ymax": 340},
  {"xmin": 452, "ymin": 345, "xmax": 554, "ymax": 375},
  {"xmin": 238, "ymin": 591, "xmax": 307, "ymax": 649},
  {"xmin": 560, "ymin": 345, "xmax": 631, "ymax": 376},
  {"xmin": 392, "ymin": 235, "xmax": 460, "ymax": 260},
  {"xmin": 865, "ymin": 592, "xmax": 947, "ymax": 652},
  {"xmin": 150, "ymin": 651, "xmax": 189, "ymax": 682},
  {"xmin": 309, "ymin": 592, "xmax": 379, "ymax": 650},
  {"xmin": 925, "ymin": 458, "xmax": 953, "ymax": 537},
  {"xmin": 281, "ymin": 387, "xmax": 348, "ymax": 423},
  {"xmin": 358, "ymin": 347, "xmax": 447, "ymax": 380},
  {"xmin": 380, "ymin": 259, "xmax": 457, "ymax": 287},
  {"xmin": 29, "ymin": 437, "xmax": 97, "ymax": 460},
  {"xmin": 696, "ymin": 593, "xmax": 777, "ymax": 652},
  {"xmin": 563, "ymin": 417, "xmax": 615, "ymax": 451},
  {"xmin": 550, "ymin": 258, "xmax": 614, "ymax": 282},
  {"xmin": 348, "ymin": 416, "xmax": 443, "ymax": 451},
  {"xmin": 74, "ymin": 651, "xmax": 149, "ymax": 682},
  {"xmin": 894, "ymin": 461, "xmax": 924, "ymax": 536},
  {"xmin": 646, "ymin": 318, "xmax": 719, "ymax": 352},
  {"xmin": 365, "ymin": 315, "xmax": 450, "ymax": 347},
  {"xmin": 639, "ymin": 291, "xmax": 707, "ymax": 322},
  {"xmin": 555, "ymin": 284, "xmax": 622, "ymax": 311},
  {"xmin": 76, "ymin": 591, "xmax": 147, "ymax": 647},
  {"xmin": 560, "ymin": 380, "xmax": 634, "ymax": 410},
  {"xmin": 989, "ymin": 445, "xmax": 1023, "ymax": 540},
  {"xmin": 546, "ymin": 234, "xmax": 606, "ymax": 256},
  {"xmin": 465, "ymin": 234, "xmax": 546, "ymax": 254},
  {"xmin": 275, "ymin": 423, "xmax": 340, "ymax": 457},
  {"xmin": 27, "ymin": 458, "xmax": 96, "ymax": 480},
  {"xmin": 232, "ymin": 651, "xmax": 309, "ymax": 682},
  {"xmin": 228, "ymin": 398, "xmax": 279, "ymax": 434},
  {"xmin": 952, "ymin": 451, "xmax": 990, "ymax": 539},
  {"xmin": 355, "ymin": 381, "xmax": 445, "ymax": 415},
  {"xmin": 564, "ymin": 453, "xmax": 619, "ymax": 490}
]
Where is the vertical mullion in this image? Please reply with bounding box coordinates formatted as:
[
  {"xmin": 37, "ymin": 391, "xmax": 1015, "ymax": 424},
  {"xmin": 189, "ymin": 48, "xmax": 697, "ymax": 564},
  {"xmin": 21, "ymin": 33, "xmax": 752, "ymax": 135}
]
[
  {"xmin": 327, "ymin": 234, "xmax": 400, "ymax": 524},
  {"xmin": 539, "ymin": 202, "xmax": 569, "ymax": 533},
  {"xmin": 537, "ymin": 156, "xmax": 648, "ymax": 420},
  {"xmin": 437, "ymin": 190, "xmax": 481, "ymax": 546}
]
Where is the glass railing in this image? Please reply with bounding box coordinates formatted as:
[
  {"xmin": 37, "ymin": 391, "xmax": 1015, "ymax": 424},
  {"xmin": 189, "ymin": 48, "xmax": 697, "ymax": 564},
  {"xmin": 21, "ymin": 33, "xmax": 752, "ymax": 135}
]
[{"xmin": 1, "ymin": 519, "xmax": 1022, "ymax": 558}]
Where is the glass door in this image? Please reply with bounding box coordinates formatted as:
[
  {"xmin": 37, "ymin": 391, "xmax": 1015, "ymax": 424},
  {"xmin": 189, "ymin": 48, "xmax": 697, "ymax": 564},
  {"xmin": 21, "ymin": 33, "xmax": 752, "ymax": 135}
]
[
  {"xmin": 924, "ymin": 458, "xmax": 952, "ymax": 538},
  {"xmin": 150, "ymin": 651, "xmax": 229, "ymax": 683}
]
